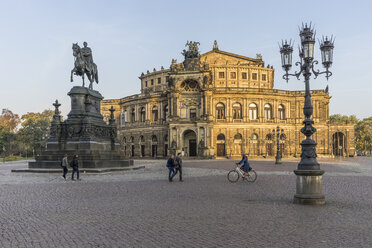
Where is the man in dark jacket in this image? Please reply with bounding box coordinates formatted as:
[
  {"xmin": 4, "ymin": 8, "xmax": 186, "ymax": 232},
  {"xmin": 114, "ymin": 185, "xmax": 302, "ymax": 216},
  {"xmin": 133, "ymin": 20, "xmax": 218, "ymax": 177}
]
[
  {"xmin": 71, "ymin": 154, "xmax": 80, "ymax": 181},
  {"xmin": 166, "ymin": 154, "xmax": 175, "ymax": 182},
  {"xmin": 171, "ymin": 152, "xmax": 183, "ymax": 182}
]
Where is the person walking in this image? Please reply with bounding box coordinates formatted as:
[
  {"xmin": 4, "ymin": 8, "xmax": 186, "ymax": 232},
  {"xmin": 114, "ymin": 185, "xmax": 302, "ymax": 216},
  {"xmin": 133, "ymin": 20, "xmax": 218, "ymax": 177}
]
[
  {"xmin": 61, "ymin": 154, "xmax": 69, "ymax": 180},
  {"xmin": 166, "ymin": 154, "xmax": 175, "ymax": 182},
  {"xmin": 171, "ymin": 152, "xmax": 183, "ymax": 182},
  {"xmin": 71, "ymin": 154, "xmax": 80, "ymax": 181}
]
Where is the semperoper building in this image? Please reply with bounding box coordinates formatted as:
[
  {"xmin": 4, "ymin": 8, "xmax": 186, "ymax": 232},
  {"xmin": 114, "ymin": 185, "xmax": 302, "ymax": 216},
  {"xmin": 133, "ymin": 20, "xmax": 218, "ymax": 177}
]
[{"xmin": 101, "ymin": 41, "xmax": 354, "ymax": 159}]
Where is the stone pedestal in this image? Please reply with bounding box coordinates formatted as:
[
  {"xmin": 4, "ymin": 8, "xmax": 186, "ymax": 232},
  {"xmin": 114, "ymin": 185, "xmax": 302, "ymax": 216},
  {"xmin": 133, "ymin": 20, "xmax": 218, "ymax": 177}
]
[
  {"xmin": 29, "ymin": 86, "xmax": 133, "ymax": 169},
  {"xmin": 293, "ymin": 170, "xmax": 325, "ymax": 205}
]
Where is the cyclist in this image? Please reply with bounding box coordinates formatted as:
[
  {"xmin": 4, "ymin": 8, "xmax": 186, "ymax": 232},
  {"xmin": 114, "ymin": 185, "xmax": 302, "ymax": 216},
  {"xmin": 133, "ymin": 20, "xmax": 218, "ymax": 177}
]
[{"xmin": 237, "ymin": 153, "xmax": 251, "ymax": 180}]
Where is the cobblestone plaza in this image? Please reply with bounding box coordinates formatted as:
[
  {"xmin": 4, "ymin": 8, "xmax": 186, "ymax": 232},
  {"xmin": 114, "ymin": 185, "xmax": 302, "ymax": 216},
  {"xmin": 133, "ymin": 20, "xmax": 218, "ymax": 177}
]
[{"xmin": 1, "ymin": 158, "xmax": 372, "ymax": 247}]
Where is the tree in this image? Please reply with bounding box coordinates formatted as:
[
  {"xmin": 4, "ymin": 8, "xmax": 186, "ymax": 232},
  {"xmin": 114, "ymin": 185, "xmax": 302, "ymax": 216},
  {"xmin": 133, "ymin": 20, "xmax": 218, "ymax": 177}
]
[
  {"xmin": 0, "ymin": 109, "xmax": 20, "ymax": 156},
  {"xmin": 329, "ymin": 114, "xmax": 359, "ymax": 124},
  {"xmin": 355, "ymin": 117, "xmax": 372, "ymax": 155},
  {"xmin": 17, "ymin": 110, "xmax": 53, "ymax": 156}
]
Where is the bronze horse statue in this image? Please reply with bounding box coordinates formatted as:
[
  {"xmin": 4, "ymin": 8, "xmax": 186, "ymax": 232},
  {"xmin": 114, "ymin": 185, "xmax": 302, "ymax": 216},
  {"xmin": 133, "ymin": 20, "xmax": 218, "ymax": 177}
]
[{"xmin": 70, "ymin": 43, "xmax": 99, "ymax": 89}]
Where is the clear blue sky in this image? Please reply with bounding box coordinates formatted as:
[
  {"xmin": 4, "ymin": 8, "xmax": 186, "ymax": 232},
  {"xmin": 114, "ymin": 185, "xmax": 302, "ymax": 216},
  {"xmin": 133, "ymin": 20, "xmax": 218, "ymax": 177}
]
[{"xmin": 0, "ymin": 0, "xmax": 371, "ymax": 119}]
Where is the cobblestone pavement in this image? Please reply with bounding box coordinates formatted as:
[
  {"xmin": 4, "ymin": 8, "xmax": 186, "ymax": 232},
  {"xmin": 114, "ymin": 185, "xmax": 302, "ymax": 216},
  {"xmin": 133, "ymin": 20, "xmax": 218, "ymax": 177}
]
[{"xmin": 1, "ymin": 158, "xmax": 372, "ymax": 247}]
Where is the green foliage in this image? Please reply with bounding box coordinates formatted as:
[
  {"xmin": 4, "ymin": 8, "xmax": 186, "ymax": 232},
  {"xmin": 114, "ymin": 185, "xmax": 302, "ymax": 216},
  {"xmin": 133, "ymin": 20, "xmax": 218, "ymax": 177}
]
[
  {"xmin": 329, "ymin": 114, "xmax": 359, "ymax": 124},
  {"xmin": 0, "ymin": 109, "xmax": 20, "ymax": 133},
  {"xmin": 17, "ymin": 110, "xmax": 53, "ymax": 155},
  {"xmin": 355, "ymin": 117, "xmax": 372, "ymax": 154},
  {"xmin": 330, "ymin": 114, "xmax": 372, "ymax": 154},
  {"xmin": 0, "ymin": 109, "xmax": 20, "ymax": 155}
]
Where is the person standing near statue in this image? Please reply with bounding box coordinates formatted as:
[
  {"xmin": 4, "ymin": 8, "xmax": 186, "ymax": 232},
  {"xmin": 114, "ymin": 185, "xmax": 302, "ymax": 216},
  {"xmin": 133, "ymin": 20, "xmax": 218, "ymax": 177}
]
[
  {"xmin": 61, "ymin": 154, "xmax": 69, "ymax": 180},
  {"xmin": 171, "ymin": 152, "xmax": 183, "ymax": 182},
  {"xmin": 70, "ymin": 154, "xmax": 80, "ymax": 181}
]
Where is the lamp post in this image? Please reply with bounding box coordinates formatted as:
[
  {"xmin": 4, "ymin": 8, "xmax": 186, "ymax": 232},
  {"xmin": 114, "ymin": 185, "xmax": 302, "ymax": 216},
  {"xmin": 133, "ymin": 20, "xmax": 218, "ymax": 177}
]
[
  {"xmin": 279, "ymin": 23, "xmax": 334, "ymax": 205},
  {"xmin": 273, "ymin": 126, "xmax": 282, "ymax": 164}
]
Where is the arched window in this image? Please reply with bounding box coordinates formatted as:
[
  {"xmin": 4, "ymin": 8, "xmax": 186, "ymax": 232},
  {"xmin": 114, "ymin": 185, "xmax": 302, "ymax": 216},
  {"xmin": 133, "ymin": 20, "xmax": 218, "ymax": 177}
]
[
  {"xmin": 249, "ymin": 103, "xmax": 258, "ymax": 120},
  {"xmin": 266, "ymin": 134, "xmax": 272, "ymax": 140},
  {"xmin": 139, "ymin": 135, "xmax": 145, "ymax": 143},
  {"xmin": 234, "ymin": 133, "xmax": 242, "ymax": 141},
  {"xmin": 264, "ymin": 104, "xmax": 272, "ymax": 120},
  {"xmin": 141, "ymin": 107, "xmax": 146, "ymax": 122},
  {"xmin": 180, "ymin": 79, "xmax": 199, "ymax": 91},
  {"xmin": 164, "ymin": 134, "xmax": 168, "ymax": 142},
  {"xmin": 152, "ymin": 135, "xmax": 158, "ymax": 142},
  {"xmin": 122, "ymin": 137, "xmax": 127, "ymax": 155},
  {"xmin": 217, "ymin": 133, "xmax": 225, "ymax": 141},
  {"xmin": 233, "ymin": 103, "xmax": 242, "ymax": 119},
  {"xmin": 131, "ymin": 108, "xmax": 135, "ymax": 122},
  {"xmin": 164, "ymin": 105, "xmax": 168, "ymax": 119},
  {"xmin": 152, "ymin": 106, "xmax": 158, "ymax": 121},
  {"xmin": 278, "ymin": 104, "xmax": 285, "ymax": 120},
  {"xmin": 120, "ymin": 112, "xmax": 126, "ymax": 127},
  {"xmin": 216, "ymin": 103, "xmax": 225, "ymax": 119},
  {"xmin": 130, "ymin": 136, "xmax": 135, "ymax": 156},
  {"xmin": 250, "ymin": 133, "xmax": 258, "ymax": 140},
  {"xmin": 123, "ymin": 109, "xmax": 128, "ymax": 124},
  {"xmin": 216, "ymin": 133, "xmax": 226, "ymax": 156}
]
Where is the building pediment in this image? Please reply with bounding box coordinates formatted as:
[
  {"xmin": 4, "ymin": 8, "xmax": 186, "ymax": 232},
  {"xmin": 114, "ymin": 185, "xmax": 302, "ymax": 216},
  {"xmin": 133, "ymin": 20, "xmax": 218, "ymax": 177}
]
[{"xmin": 201, "ymin": 50, "xmax": 264, "ymax": 67}]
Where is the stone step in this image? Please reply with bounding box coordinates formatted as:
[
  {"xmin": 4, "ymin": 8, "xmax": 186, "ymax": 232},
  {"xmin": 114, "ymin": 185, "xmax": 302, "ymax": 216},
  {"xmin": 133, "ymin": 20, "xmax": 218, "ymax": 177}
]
[
  {"xmin": 12, "ymin": 164, "xmax": 144, "ymax": 173},
  {"xmin": 29, "ymin": 159, "xmax": 134, "ymax": 169}
]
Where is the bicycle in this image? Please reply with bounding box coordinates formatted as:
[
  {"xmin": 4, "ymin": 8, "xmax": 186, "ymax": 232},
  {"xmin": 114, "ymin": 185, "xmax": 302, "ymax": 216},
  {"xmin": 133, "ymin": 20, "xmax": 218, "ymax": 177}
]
[{"xmin": 227, "ymin": 163, "xmax": 257, "ymax": 183}]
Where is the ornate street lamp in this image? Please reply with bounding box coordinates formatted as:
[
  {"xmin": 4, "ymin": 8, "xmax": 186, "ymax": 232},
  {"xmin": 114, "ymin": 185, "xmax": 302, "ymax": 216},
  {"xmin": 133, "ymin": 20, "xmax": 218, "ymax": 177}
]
[
  {"xmin": 273, "ymin": 126, "xmax": 282, "ymax": 164},
  {"xmin": 279, "ymin": 23, "xmax": 334, "ymax": 205}
]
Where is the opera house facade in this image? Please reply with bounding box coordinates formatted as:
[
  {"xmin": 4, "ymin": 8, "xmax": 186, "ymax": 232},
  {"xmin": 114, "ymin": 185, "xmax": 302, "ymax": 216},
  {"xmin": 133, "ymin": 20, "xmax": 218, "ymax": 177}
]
[{"xmin": 102, "ymin": 41, "xmax": 354, "ymax": 159}]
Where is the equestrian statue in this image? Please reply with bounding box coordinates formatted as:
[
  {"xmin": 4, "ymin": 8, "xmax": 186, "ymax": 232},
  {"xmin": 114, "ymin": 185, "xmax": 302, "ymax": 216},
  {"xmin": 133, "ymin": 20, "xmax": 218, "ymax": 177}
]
[{"xmin": 71, "ymin": 42, "xmax": 99, "ymax": 90}]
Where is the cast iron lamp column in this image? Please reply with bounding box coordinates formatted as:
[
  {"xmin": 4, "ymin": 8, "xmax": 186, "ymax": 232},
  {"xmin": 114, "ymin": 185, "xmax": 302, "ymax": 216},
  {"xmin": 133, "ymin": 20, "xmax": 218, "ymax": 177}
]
[
  {"xmin": 273, "ymin": 126, "xmax": 282, "ymax": 164},
  {"xmin": 279, "ymin": 23, "xmax": 334, "ymax": 205}
]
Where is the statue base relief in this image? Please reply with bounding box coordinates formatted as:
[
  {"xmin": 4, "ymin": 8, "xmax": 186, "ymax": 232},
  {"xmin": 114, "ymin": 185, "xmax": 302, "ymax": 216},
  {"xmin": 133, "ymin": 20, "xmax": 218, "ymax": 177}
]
[{"xmin": 27, "ymin": 86, "xmax": 134, "ymax": 170}]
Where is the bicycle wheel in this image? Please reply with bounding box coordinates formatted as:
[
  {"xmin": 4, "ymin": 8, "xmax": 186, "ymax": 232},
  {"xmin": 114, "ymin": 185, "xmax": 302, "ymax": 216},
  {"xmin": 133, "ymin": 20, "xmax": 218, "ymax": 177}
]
[
  {"xmin": 246, "ymin": 170, "xmax": 257, "ymax": 182},
  {"xmin": 227, "ymin": 170, "xmax": 240, "ymax": 183}
]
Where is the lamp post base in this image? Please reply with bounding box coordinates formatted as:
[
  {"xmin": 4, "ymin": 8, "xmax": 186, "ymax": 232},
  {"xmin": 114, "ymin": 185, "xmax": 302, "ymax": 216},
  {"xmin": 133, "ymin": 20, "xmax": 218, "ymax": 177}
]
[
  {"xmin": 293, "ymin": 170, "xmax": 325, "ymax": 205},
  {"xmin": 275, "ymin": 157, "xmax": 282, "ymax": 164}
]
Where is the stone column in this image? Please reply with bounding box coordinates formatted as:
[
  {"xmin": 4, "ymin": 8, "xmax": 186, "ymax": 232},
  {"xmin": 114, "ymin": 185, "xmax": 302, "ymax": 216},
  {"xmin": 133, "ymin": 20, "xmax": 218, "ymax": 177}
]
[
  {"xmin": 202, "ymin": 93, "xmax": 206, "ymax": 116},
  {"xmin": 168, "ymin": 95, "xmax": 172, "ymax": 117}
]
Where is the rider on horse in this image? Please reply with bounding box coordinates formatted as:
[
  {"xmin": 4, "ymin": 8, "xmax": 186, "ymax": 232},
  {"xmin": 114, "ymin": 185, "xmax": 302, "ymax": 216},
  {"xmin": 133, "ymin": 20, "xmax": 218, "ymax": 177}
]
[
  {"xmin": 71, "ymin": 41, "xmax": 99, "ymax": 89},
  {"xmin": 81, "ymin": 42, "xmax": 94, "ymax": 73}
]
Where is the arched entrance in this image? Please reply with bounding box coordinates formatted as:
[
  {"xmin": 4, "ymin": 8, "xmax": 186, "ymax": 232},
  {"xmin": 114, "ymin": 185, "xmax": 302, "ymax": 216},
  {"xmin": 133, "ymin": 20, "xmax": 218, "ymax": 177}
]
[
  {"xmin": 216, "ymin": 134, "xmax": 226, "ymax": 157},
  {"xmin": 183, "ymin": 130, "xmax": 197, "ymax": 157},
  {"xmin": 139, "ymin": 136, "xmax": 145, "ymax": 157},
  {"xmin": 164, "ymin": 134, "xmax": 169, "ymax": 157},
  {"xmin": 233, "ymin": 133, "xmax": 243, "ymax": 156},
  {"xmin": 280, "ymin": 133, "xmax": 286, "ymax": 156},
  {"xmin": 265, "ymin": 134, "xmax": 273, "ymax": 156},
  {"xmin": 332, "ymin": 132, "xmax": 345, "ymax": 156},
  {"xmin": 151, "ymin": 135, "xmax": 158, "ymax": 158},
  {"xmin": 249, "ymin": 133, "xmax": 259, "ymax": 156}
]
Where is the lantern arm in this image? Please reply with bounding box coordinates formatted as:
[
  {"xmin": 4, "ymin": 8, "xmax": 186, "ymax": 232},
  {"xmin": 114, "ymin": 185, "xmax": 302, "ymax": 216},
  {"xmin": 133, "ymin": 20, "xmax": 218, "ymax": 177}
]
[
  {"xmin": 282, "ymin": 60, "xmax": 303, "ymax": 82},
  {"xmin": 311, "ymin": 60, "xmax": 333, "ymax": 80}
]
